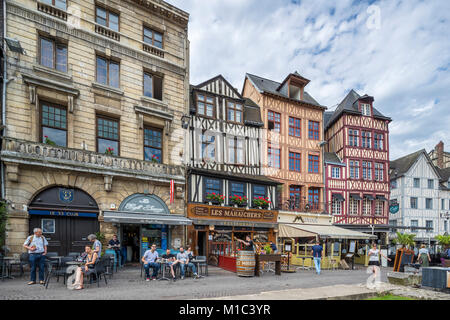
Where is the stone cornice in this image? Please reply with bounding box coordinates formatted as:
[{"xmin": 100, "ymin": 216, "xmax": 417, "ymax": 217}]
[
  {"xmin": 128, "ymin": 0, "xmax": 189, "ymax": 28},
  {"xmin": 134, "ymin": 105, "xmax": 174, "ymax": 122},
  {"xmin": 22, "ymin": 72, "xmax": 80, "ymax": 96},
  {"xmin": 7, "ymin": 0, "xmax": 187, "ymax": 77}
]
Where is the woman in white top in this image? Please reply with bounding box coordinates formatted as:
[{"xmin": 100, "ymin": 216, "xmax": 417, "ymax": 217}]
[
  {"xmin": 417, "ymin": 244, "xmax": 431, "ymax": 267},
  {"xmin": 367, "ymin": 243, "xmax": 391, "ymax": 289}
]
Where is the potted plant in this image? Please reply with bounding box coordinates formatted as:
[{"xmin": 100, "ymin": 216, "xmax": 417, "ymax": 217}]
[
  {"xmin": 230, "ymin": 195, "xmax": 247, "ymax": 207},
  {"xmin": 435, "ymin": 234, "xmax": 450, "ymax": 260},
  {"xmin": 150, "ymin": 154, "xmax": 160, "ymax": 163},
  {"xmin": 392, "ymin": 232, "xmax": 416, "ymax": 249},
  {"xmin": 206, "ymin": 193, "xmax": 225, "ymax": 205},
  {"xmin": 263, "ymin": 244, "xmax": 272, "ymax": 255},
  {"xmin": 104, "ymin": 147, "xmax": 114, "ymax": 156},
  {"xmin": 43, "ymin": 135, "xmax": 56, "ymax": 146},
  {"xmin": 252, "ymin": 197, "xmax": 271, "ymax": 209}
]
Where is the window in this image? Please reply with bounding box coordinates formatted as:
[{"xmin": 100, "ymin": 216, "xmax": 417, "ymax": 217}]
[
  {"xmin": 374, "ymin": 163, "xmax": 384, "ymax": 181},
  {"xmin": 361, "ymin": 131, "xmax": 371, "ymax": 148},
  {"xmin": 196, "ymin": 93, "xmax": 214, "ymax": 118},
  {"xmin": 289, "ymin": 186, "xmax": 302, "ymax": 209},
  {"xmin": 426, "ymin": 198, "xmax": 433, "ymax": 209},
  {"xmin": 375, "ymin": 200, "xmax": 384, "ymax": 216},
  {"xmin": 289, "ymin": 152, "xmax": 301, "ymax": 172},
  {"xmin": 331, "ymin": 167, "xmax": 340, "ymax": 179},
  {"xmin": 288, "ymin": 117, "xmax": 301, "ymax": 137},
  {"xmin": 411, "ymin": 220, "xmax": 418, "ymax": 233},
  {"xmin": 39, "ymin": 37, "xmax": 67, "ymax": 72},
  {"xmin": 268, "ymin": 147, "xmax": 280, "ymax": 168},
  {"xmin": 308, "ymin": 121, "xmax": 320, "ymax": 140},
  {"xmin": 96, "ymin": 6, "xmax": 119, "ymax": 32},
  {"xmin": 374, "ymin": 133, "xmax": 384, "ymax": 150},
  {"xmin": 363, "ymin": 198, "xmax": 372, "ymax": 215},
  {"xmin": 228, "ymin": 137, "xmax": 244, "ymax": 164},
  {"xmin": 144, "ymin": 72, "xmax": 163, "ymax": 100},
  {"xmin": 442, "ymin": 199, "xmax": 445, "ymax": 210},
  {"xmin": 201, "ymin": 134, "xmax": 215, "ymax": 160},
  {"xmin": 268, "ymin": 111, "xmax": 281, "ymax": 132},
  {"xmin": 41, "ymin": 102, "xmax": 67, "ymax": 147},
  {"xmin": 349, "ymin": 198, "xmax": 359, "ymax": 215},
  {"xmin": 410, "ymin": 197, "xmax": 418, "ymax": 209},
  {"xmin": 413, "ymin": 178, "xmax": 420, "ymax": 188},
  {"xmin": 361, "ymin": 103, "xmax": 371, "ymax": 116},
  {"xmin": 362, "ymin": 161, "xmax": 372, "ymax": 180},
  {"xmin": 308, "ymin": 188, "xmax": 320, "ymax": 210},
  {"xmin": 41, "ymin": 0, "xmax": 66, "ymax": 10},
  {"xmin": 428, "ymin": 179, "xmax": 434, "ymax": 189},
  {"xmin": 331, "ymin": 198, "xmax": 342, "ymax": 215},
  {"xmin": 426, "ymin": 220, "xmax": 433, "ymax": 233},
  {"xmin": 97, "ymin": 116, "xmax": 119, "ymax": 155},
  {"xmin": 230, "ymin": 182, "xmax": 246, "ymax": 199},
  {"xmin": 308, "ymin": 154, "xmax": 319, "ymax": 173},
  {"xmin": 144, "ymin": 127, "xmax": 162, "ymax": 163},
  {"xmin": 349, "ymin": 160, "xmax": 360, "ymax": 179},
  {"xmin": 227, "ymin": 101, "xmax": 243, "ymax": 123},
  {"xmin": 349, "ymin": 129, "xmax": 359, "ymax": 147},
  {"xmin": 205, "ymin": 178, "xmax": 221, "ymax": 199},
  {"xmin": 143, "ymin": 26, "xmax": 163, "ymax": 49},
  {"xmin": 445, "ymin": 221, "xmax": 448, "ymax": 233},
  {"xmin": 253, "ymin": 185, "xmax": 266, "ymax": 200},
  {"xmin": 96, "ymin": 56, "xmax": 120, "ymax": 88},
  {"xmin": 391, "ymin": 180, "xmax": 397, "ymax": 189}
]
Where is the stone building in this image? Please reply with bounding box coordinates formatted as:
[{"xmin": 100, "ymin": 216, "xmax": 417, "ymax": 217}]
[{"xmin": 0, "ymin": 0, "xmax": 190, "ymax": 259}]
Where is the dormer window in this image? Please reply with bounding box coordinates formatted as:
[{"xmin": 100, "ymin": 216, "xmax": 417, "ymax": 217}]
[
  {"xmin": 361, "ymin": 103, "xmax": 371, "ymax": 116},
  {"xmin": 289, "ymin": 84, "xmax": 301, "ymax": 100}
]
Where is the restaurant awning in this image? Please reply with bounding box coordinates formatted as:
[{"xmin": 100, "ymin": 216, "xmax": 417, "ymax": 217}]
[
  {"xmin": 350, "ymin": 194, "xmax": 362, "ymax": 200},
  {"xmin": 103, "ymin": 211, "xmax": 192, "ymax": 225},
  {"xmin": 278, "ymin": 223, "xmax": 377, "ymax": 239},
  {"xmin": 332, "ymin": 194, "xmax": 345, "ymax": 201},
  {"xmin": 376, "ymin": 195, "xmax": 388, "ymax": 201},
  {"xmin": 364, "ymin": 195, "xmax": 375, "ymax": 200}
]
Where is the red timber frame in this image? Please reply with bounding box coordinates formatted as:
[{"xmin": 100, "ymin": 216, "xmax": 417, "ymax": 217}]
[{"xmin": 325, "ymin": 101, "xmax": 390, "ymax": 226}]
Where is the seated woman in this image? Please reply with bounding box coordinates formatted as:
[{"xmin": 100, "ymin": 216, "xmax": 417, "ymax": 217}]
[{"xmin": 75, "ymin": 245, "xmax": 98, "ymax": 290}]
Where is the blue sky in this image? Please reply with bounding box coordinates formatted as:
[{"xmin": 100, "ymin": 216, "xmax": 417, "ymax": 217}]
[{"xmin": 167, "ymin": 0, "xmax": 450, "ymax": 160}]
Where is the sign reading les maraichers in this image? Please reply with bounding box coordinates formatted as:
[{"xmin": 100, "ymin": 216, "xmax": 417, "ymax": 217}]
[{"xmin": 189, "ymin": 204, "xmax": 276, "ymax": 222}]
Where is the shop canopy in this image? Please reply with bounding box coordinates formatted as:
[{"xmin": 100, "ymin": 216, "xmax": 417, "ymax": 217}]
[
  {"xmin": 103, "ymin": 211, "xmax": 192, "ymax": 225},
  {"xmin": 278, "ymin": 223, "xmax": 377, "ymax": 240}
]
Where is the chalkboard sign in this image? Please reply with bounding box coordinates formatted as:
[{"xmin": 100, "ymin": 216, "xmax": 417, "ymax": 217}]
[{"xmin": 393, "ymin": 248, "xmax": 414, "ymax": 272}]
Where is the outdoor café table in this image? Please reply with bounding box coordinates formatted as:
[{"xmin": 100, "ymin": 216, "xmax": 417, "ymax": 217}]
[
  {"xmin": 157, "ymin": 259, "xmax": 171, "ymax": 281},
  {"xmin": 1, "ymin": 257, "xmax": 16, "ymax": 280},
  {"xmin": 255, "ymin": 254, "xmax": 281, "ymax": 276},
  {"xmin": 190, "ymin": 259, "xmax": 205, "ymax": 278}
]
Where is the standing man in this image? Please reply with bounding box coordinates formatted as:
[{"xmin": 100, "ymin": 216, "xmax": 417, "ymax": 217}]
[
  {"xmin": 23, "ymin": 228, "xmax": 48, "ymax": 285},
  {"xmin": 236, "ymin": 235, "xmax": 254, "ymax": 251},
  {"xmin": 88, "ymin": 234, "xmax": 102, "ymax": 258},
  {"xmin": 311, "ymin": 239, "xmax": 323, "ymax": 275},
  {"xmin": 141, "ymin": 244, "xmax": 160, "ymax": 281},
  {"xmin": 270, "ymin": 241, "xmax": 278, "ymax": 253},
  {"xmin": 108, "ymin": 234, "xmax": 122, "ymax": 267}
]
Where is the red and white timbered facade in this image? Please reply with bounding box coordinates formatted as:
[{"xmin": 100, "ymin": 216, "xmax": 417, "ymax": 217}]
[{"xmin": 324, "ymin": 91, "xmax": 391, "ymax": 229}]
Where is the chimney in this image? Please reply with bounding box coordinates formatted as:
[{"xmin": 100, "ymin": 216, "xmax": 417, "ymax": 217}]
[{"xmin": 435, "ymin": 141, "xmax": 444, "ymax": 169}]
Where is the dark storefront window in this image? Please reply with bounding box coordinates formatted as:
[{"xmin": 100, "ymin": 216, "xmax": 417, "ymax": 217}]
[
  {"xmin": 204, "ymin": 178, "xmax": 221, "ymax": 199},
  {"xmin": 230, "ymin": 181, "xmax": 246, "ymax": 198}
]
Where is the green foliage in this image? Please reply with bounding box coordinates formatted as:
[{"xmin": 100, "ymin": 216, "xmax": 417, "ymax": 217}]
[
  {"xmin": 392, "ymin": 232, "xmax": 416, "ymax": 247},
  {"xmin": 95, "ymin": 231, "xmax": 106, "ymax": 242},
  {"xmin": 366, "ymin": 294, "xmax": 415, "ymax": 300},
  {"xmin": 435, "ymin": 235, "xmax": 450, "ymax": 247},
  {"xmin": 0, "ymin": 201, "xmax": 7, "ymax": 252},
  {"xmin": 263, "ymin": 244, "xmax": 272, "ymax": 254}
]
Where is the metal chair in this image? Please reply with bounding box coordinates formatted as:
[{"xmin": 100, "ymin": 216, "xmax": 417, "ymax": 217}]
[
  {"xmin": 102, "ymin": 253, "xmax": 115, "ymax": 278},
  {"xmin": 89, "ymin": 258, "xmax": 108, "ymax": 287},
  {"xmin": 45, "ymin": 256, "xmax": 74, "ymax": 288},
  {"xmin": 67, "ymin": 252, "xmax": 80, "ymax": 259},
  {"xmin": 46, "ymin": 252, "xmax": 58, "ymax": 258}
]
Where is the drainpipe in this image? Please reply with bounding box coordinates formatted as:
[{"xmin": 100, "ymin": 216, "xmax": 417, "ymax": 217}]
[{"xmin": 1, "ymin": 0, "xmax": 7, "ymax": 200}]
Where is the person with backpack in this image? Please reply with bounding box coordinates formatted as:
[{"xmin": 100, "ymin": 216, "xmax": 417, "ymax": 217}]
[{"xmin": 23, "ymin": 228, "xmax": 48, "ymax": 285}]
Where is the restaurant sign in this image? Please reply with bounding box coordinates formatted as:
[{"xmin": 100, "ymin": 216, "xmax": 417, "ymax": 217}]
[
  {"xmin": 188, "ymin": 204, "xmax": 277, "ymax": 222},
  {"xmin": 119, "ymin": 194, "xmax": 169, "ymax": 215},
  {"xmin": 29, "ymin": 209, "xmax": 97, "ymax": 218}
]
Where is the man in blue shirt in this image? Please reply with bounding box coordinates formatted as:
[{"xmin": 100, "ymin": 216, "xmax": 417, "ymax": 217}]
[
  {"xmin": 23, "ymin": 228, "xmax": 48, "ymax": 285},
  {"xmin": 141, "ymin": 244, "xmax": 160, "ymax": 281},
  {"xmin": 311, "ymin": 240, "xmax": 323, "ymax": 275}
]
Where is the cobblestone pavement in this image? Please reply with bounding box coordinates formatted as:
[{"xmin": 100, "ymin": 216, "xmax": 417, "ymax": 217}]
[{"xmin": 0, "ymin": 265, "xmax": 391, "ymax": 300}]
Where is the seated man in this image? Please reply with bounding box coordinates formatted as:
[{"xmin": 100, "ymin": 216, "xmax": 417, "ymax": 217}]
[
  {"xmin": 176, "ymin": 246, "xmax": 199, "ymax": 280},
  {"xmin": 141, "ymin": 244, "xmax": 160, "ymax": 281},
  {"xmin": 162, "ymin": 248, "xmax": 177, "ymax": 281}
]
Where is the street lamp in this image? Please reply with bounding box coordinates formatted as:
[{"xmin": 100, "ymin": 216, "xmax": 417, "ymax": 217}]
[{"xmin": 181, "ymin": 114, "xmax": 191, "ymax": 129}]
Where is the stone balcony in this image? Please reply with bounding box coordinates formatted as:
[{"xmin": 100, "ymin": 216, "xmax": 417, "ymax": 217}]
[{"xmin": 0, "ymin": 137, "xmax": 185, "ymax": 186}]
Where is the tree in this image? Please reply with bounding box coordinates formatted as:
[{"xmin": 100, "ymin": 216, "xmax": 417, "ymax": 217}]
[
  {"xmin": 392, "ymin": 232, "xmax": 416, "ymax": 248},
  {"xmin": 435, "ymin": 235, "xmax": 450, "ymax": 248}
]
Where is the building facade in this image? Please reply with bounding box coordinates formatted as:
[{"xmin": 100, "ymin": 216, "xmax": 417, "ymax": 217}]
[
  {"xmin": 428, "ymin": 141, "xmax": 450, "ymax": 169},
  {"xmin": 1, "ymin": 0, "xmax": 190, "ymax": 257},
  {"xmin": 242, "ymin": 72, "xmax": 326, "ymax": 215},
  {"xmin": 186, "ymin": 75, "xmax": 279, "ymax": 270},
  {"xmin": 324, "ymin": 90, "xmax": 391, "ymax": 241}
]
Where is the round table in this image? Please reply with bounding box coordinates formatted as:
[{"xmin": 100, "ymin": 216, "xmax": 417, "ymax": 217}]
[
  {"xmin": 1, "ymin": 257, "xmax": 17, "ymax": 280},
  {"xmin": 190, "ymin": 260, "xmax": 205, "ymax": 278},
  {"xmin": 156, "ymin": 260, "xmax": 171, "ymax": 281}
]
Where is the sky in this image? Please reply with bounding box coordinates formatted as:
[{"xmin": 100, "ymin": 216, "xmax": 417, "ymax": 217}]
[{"xmin": 166, "ymin": 0, "xmax": 450, "ymax": 160}]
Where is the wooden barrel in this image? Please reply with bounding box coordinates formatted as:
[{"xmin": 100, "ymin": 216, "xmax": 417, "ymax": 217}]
[{"xmin": 236, "ymin": 250, "xmax": 255, "ymax": 277}]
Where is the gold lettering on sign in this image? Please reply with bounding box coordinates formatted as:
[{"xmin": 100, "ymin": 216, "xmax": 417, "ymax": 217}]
[{"xmin": 189, "ymin": 205, "xmax": 277, "ymax": 221}]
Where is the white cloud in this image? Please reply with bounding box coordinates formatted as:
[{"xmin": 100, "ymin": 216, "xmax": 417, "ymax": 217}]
[{"xmin": 167, "ymin": 0, "xmax": 450, "ymax": 159}]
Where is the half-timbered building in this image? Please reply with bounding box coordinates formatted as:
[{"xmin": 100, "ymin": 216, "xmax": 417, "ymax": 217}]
[
  {"xmin": 186, "ymin": 75, "xmax": 279, "ymax": 271},
  {"xmin": 324, "ymin": 90, "xmax": 391, "ymax": 242}
]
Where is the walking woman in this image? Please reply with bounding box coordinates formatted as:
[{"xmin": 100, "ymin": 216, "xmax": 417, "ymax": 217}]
[
  {"xmin": 367, "ymin": 242, "xmax": 391, "ymax": 289},
  {"xmin": 417, "ymin": 244, "xmax": 431, "ymax": 268}
]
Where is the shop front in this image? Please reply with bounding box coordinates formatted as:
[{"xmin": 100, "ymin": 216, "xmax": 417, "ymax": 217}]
[
  {"xmin": 103, "ymin": 193, "xmax": 191, "ymax": 262},
  {"xmin": 28, "ymin": 187, "xmax": 100, "ymax": 256},
  {"xmin": 277, "ymin": 211, "xmax": 376, "ymax": 268},
  {"xmin": 187, "ymin": 203, "xmax": 278, "ymax": 272}
]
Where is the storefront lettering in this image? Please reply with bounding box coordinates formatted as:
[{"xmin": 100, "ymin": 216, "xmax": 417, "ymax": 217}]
[
  {"xmin": 124, "ymin": 203, "xmax": 165, "ymax": 213},
  {"xmin": 50, "ymin": 211, "xmax": 79, "ymax": 217},
  {"xmin": 195, "ymin": 206, "xmax": 275, "ymax": 220}
]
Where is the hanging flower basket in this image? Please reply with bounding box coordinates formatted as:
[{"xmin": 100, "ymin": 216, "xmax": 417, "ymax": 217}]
[
  {"xmin": 252, "ymin": 197, "xmax": 271, "ymax": 209},
  {"xmin": 104, "ymin": 147, "xmax": 114, "ymax": 156},
  {"xmin": 229, "ymin": 195, "xmax": 247, "ymax": 207},
  {"xmin": 206, "ymin": 193, "xmax": 225, "ymax": 205}
]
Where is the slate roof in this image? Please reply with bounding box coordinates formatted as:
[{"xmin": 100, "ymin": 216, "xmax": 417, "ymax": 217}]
[
  {"xmin": 390, "ymin": 149, "xmax": 443, "ymax": 181},
  {"xmin": 245, "ymin": 73, "xmax": 325, "ymax": 109},
  {"xmin": 324, "ymin": 89, "xmax": 392, "ymax": 129},
  {"xmin": 324, "ymin": 152, "xmax": 345, "ymax": 165},
  {"xmin": 437, "ymin": 167, "xmax": 450, "ymax": 190}
]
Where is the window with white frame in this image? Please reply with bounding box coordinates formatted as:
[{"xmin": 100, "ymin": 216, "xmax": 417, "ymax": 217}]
[
  {"xmin": 425, "ymin": 220, "xmax": 433, "ymax": 233},
  {"xmin": 374, "ymin": 163, "xmax": 384, "ymax": 181},
  {"xmin": 363, "ymin": 198, "xmax": 372, "ymax": 215},
  {"xmin": 331, "ymin": 199, "xmax": 342, "ymax": 215},
  {"xmin": 349, "ymin": 198, "xmax": 359, "ymax": 215},
  {"xmin": 349, "ymin": 129, "xmax": 359, "ymax": 147},
  {"xmin": 361, "ymin": 103, "xmax": 371, "ymax": 116},
  {"xmin": 331, "ymin": 167, "xmax": 340, "ymax": 179},
  {"xmin": 375, "ymin": 200, "xmax": 384, "ymax": 215},
  {"xmin": 200, "ymin": 133, "xmax": 215, "ymax": 161},
  {"xmin": 411, "ymin": 220, "xmax": 418, "ymax": 233},
  {"xmin": 349, "ymin": 160, "xmax": 359, "ymax": 179},
  {"xmin": 362, "ymin": 161, "xmax": 372, "ymax": 180}
]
